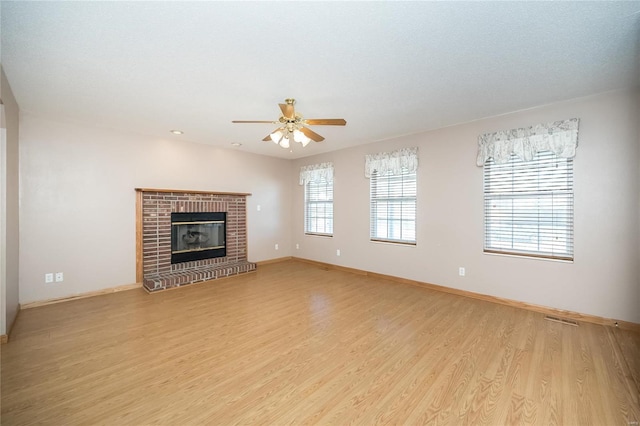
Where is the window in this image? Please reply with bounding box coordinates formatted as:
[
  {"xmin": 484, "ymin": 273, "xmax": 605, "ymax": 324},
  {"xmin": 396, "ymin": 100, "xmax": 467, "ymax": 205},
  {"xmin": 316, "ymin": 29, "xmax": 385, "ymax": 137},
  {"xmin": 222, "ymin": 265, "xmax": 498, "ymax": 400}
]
[
  {"xmin": 365, "ymin": 147, "xmax": 418, "ymax": 245},
  {"xmin": 370, "ymin": 168, "xmax": 416, "ymax": 244},
  {"xmin": 484, "ymin": 151, "xmax": 573, "ymax": 260},
  {"xmin": 300, "ymin": 162, "xmax": 334, "ymax": 236},
  {"xmin": 305, "ymin": 178, "xmax": 333, "ymax": 236},
  {"xmin": 370, "ymin": 168, "xmax": 417, "ymax": 244}
]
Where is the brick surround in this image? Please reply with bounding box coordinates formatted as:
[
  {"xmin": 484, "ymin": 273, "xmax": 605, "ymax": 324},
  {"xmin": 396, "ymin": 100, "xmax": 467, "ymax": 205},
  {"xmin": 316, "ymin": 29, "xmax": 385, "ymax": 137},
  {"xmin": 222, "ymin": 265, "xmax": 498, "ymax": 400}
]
[{"xmin": 136, "ymin": 189, "xmax": 256, "ymax": 292}]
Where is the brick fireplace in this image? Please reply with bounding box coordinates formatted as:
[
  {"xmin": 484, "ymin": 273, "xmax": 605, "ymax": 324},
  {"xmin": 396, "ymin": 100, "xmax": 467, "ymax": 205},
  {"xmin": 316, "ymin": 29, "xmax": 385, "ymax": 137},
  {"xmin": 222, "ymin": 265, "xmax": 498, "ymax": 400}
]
[{"xmin": 135, "ymin": 188, "xmax": 256, "ymax": 292}]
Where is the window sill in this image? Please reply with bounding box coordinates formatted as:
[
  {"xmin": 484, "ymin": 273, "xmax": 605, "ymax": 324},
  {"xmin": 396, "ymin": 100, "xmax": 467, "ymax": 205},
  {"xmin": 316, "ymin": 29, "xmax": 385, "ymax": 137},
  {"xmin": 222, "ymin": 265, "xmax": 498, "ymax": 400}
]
[
  {"xmin": 483, "ymin": 250, "xmax": 573, "ymax": 263},
  {"xmin": 305, "ymin": 233, "xmax": 333, "ymax": 238},
  {"xmin": 370, "ymin": 239, "xmax": 416, "ymax": 247}
]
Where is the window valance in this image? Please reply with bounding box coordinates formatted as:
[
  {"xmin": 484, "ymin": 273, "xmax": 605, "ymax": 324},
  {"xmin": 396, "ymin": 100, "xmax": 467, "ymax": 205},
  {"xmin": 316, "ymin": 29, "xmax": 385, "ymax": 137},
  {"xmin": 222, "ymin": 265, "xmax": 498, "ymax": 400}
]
[
  {"xmin": 476, "ymin": 118, "xmax": 579, "ymax": 166},
  {"xmin": 365, "ymin": 147, "xmax": 418, "ymax": 178},
  {"xmin": 299, "ymin": 162, "xmax": 334, "ymax": 185}
]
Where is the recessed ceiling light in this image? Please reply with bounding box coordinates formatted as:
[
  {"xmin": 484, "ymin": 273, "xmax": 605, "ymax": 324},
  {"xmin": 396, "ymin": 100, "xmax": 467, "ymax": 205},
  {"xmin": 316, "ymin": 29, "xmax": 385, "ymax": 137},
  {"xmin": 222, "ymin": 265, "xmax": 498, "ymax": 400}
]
[
  {"xmin": 231, "ymin": 142, "xmax": 242, "ymax": 147},
  {"xmin": 170, "ymin": 130, "xmax": 184, "ymax": 135}
]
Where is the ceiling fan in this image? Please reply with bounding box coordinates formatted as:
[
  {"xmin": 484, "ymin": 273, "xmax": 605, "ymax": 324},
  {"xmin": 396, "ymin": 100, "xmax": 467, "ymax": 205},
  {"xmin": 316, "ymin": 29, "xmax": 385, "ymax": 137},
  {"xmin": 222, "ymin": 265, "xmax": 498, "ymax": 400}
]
[{"xmin": 232, "ymin": 98, "xmax": 346, "ymax": 148}]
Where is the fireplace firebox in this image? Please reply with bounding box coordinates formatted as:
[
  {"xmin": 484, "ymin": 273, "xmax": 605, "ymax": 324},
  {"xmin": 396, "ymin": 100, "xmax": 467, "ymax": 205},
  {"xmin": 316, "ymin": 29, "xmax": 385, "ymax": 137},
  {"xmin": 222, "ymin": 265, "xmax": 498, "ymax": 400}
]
[{"xmin": 171, "ymin": 212, "xmax": 226, "ymax": 264}]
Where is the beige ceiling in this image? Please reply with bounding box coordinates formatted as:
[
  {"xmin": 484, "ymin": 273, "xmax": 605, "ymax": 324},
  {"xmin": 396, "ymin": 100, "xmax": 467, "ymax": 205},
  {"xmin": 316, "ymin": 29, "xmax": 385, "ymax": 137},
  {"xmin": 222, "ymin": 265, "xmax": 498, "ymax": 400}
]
[{"xmin": 2, "ymin": 1, "xmax": 639, "ymax": 159}]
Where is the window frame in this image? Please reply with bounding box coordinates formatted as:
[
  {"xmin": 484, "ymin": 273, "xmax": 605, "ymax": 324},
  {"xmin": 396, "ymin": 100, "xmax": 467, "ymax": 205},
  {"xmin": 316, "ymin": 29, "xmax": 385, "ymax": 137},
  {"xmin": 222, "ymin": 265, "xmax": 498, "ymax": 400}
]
[
  {"xmin": 483, "ymin": 151, "xmax": 574, "ymax": 261},
  {"xmin": 369, "ymin": 167, "xmax": 417, "ymax": 245},
  {"xmin": 304, "ymin": 177, "xmax": 334, "ymax": 237}
]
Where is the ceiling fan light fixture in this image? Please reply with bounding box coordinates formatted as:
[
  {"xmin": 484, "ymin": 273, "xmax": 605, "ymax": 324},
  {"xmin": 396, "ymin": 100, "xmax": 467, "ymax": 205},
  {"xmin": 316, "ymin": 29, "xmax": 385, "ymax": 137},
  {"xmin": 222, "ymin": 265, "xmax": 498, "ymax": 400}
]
[
  {"xmin": 270, "ymin": 130, "xmax": 283, "ymax": 144},
  {"xmin": 293, "ymin": 129, "xmax": 310, "ymax": 145},
  {"xmin": 279, "ymin": 136, "xmax": 290, "ymax": 149}
]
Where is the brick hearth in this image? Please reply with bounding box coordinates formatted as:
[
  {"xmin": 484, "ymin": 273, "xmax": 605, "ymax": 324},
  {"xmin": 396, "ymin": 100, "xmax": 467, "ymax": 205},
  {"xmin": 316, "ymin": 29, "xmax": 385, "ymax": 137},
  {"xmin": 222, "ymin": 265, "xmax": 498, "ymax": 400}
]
[{"xmin": 135, "ymin": 189, "xmax": 256, "ymax": 292}]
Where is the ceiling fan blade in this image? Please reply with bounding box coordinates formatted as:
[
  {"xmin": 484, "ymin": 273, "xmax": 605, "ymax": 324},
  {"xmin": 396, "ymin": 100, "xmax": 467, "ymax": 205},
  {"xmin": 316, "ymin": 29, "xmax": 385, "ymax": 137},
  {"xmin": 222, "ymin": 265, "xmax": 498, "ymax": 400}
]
[
  {"xmin": 300, "ymin": 126, "xmax": 325, "ymax": 142},
  {"xmin": 304, "ymin": 119, "xmax": 347, "ymax": 126},
  {"xmin": 279, "ymin": 103, "xmax": 295, "ymax": 119},
  {"xmin": 232, "ymin": 120, "xmax": 275, "ymax": 123}
]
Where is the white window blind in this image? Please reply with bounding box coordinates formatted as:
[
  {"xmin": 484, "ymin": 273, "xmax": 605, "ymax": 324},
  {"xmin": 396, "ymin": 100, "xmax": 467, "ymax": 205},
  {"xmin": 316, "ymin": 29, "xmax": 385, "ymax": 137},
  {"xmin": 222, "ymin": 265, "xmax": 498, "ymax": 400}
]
[
  {"xmin": 300, "ymin": 162, "xmax": 334, "ymax": 236},
  {"xmin": 484, "ymin": 151, "xmax": 573, "ymax": 260},
  {"xmin": 305, "ymin": 178, "xmax": 333, "ymax": 236},
  {"xmin": 370, "ymin": 168, "xmax": 416, "ymax": 244}
]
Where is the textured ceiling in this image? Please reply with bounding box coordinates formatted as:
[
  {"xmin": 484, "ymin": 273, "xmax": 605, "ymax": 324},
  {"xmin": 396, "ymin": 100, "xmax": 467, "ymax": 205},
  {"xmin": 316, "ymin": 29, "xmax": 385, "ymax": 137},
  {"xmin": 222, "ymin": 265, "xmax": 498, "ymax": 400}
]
[{"xmin": 2, "ymin": 1, "xmax": 639, "ymax": 159}]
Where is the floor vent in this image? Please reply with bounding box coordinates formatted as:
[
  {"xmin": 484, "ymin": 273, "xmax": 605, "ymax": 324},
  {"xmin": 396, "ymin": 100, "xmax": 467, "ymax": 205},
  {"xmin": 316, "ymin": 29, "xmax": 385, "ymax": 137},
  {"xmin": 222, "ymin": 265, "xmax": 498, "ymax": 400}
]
[{"xmin": 544, "ymin": 315, "xmax": 579, "ymax": 326}]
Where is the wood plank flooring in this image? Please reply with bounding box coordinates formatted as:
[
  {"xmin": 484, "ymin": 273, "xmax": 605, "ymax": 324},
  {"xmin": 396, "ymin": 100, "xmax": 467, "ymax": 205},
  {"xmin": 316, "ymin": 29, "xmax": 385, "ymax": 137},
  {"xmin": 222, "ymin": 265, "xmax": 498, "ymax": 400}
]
[{"xmin": 2, "ymin": 260, "xmax": 639, "ymax": 425}]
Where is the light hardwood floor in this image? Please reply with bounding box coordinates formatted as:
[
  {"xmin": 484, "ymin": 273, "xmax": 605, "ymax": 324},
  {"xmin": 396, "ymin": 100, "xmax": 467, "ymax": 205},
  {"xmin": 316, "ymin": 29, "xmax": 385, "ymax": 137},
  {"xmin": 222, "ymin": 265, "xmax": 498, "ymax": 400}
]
[{"xmin": 2, "ymin": 261, "xmax": 639, "ymax": 425}]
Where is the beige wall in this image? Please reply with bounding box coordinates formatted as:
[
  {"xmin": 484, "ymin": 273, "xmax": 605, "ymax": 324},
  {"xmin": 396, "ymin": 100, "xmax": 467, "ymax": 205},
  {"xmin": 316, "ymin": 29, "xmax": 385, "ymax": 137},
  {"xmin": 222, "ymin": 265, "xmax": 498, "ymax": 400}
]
[
  {"xmin": 16, "ymin": 89, "xmax": 640, "ymax": 323},
  {"xmin": 19, "ymin": 114, "xmax": 293, "ymax": 304},
  {"xmin": 292, "ymin": 90, "xmax": 640, "ymax": 324},
  {"xmin": 1, "ymin": 66, "xmax": 20, "ymax": 335}
]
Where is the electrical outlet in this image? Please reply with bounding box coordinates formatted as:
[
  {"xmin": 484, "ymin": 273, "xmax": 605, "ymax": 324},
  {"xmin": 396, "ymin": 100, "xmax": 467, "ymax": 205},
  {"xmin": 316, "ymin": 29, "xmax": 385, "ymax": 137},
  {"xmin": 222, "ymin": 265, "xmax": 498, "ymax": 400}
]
[
  {"xmin": 459, "ymin": 267, "xmax": 465, "ymax": 277},
  {"xmin": 55, "ymin": 272, "xmax": 64, "ymax": 282},
  {"xmin": 275, "ymin": 243, "xmax": 279, "ymax": 250},
  {"xmin": 257, "ymin": 205, "xmax": 261, "ymax": 211},
  {"xmin": 336, "ymin": 249, "xmax": 341, "ymax": 256},
  {"xmin": 296, "ymin": 243, "xmax": 299, "ymax": 249},
  {"xmin": 45, "ymin": 273, "xmax": 54, "ymax": 283}
]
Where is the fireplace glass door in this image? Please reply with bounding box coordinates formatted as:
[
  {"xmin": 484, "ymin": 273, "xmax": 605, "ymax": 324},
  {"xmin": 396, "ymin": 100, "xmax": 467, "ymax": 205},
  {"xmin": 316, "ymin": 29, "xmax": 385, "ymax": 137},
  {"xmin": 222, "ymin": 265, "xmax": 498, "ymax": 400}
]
[
  {"xmin": 171, "ymin": 212, "xmax": 226, "ymax": 263},
  {"xmin": 173, "ymin": 222, "xmax": 224, "ymax": 253}
]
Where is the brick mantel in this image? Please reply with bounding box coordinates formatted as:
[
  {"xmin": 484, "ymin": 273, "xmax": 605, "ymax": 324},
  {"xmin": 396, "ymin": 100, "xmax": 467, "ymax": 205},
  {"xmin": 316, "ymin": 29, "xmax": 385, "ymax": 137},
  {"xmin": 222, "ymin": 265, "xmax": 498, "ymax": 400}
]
[{"xmin": 135, "ymin": 189, "xmax": 256, "ymax": 292}]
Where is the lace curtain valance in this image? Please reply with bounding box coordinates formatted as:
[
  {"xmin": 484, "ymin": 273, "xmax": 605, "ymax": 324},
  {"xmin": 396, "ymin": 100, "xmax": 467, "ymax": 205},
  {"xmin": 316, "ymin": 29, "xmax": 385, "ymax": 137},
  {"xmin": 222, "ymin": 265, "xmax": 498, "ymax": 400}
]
[
  {"xmin": 364, "ymin": 147, "xmax": 418, "ymax": 178},
  {"xmin": 476, "ymin": 118, "xmax": 579, "ymax": 166},
  {"xmin": 299, "ymin": 162, "xmax": 334, "ymax": 185}
]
